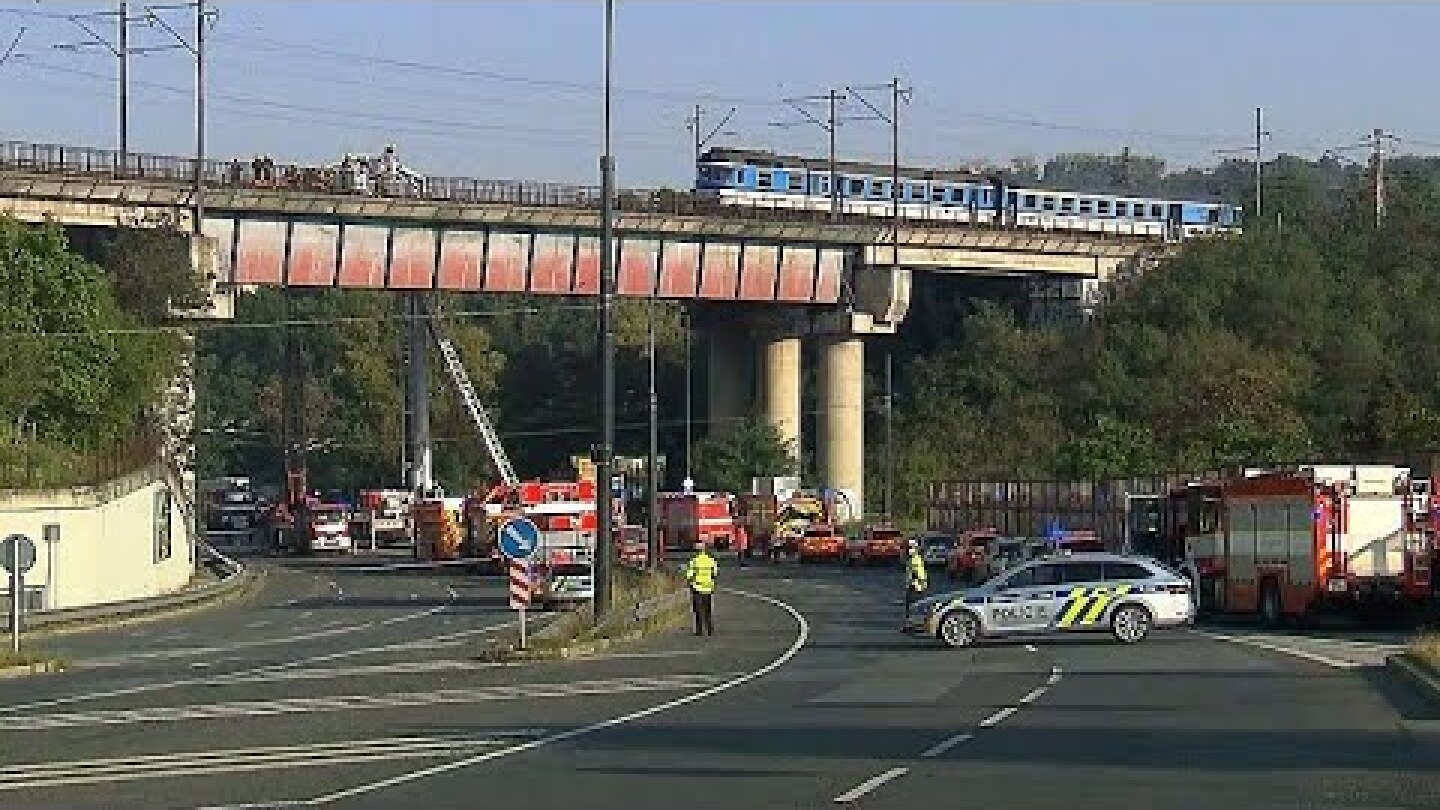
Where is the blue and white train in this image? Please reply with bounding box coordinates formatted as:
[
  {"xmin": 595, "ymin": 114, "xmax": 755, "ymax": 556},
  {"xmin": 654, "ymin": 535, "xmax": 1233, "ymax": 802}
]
[{"xmin": 694, "ymin": 147, "xmax": 1243, "ymax": 239}]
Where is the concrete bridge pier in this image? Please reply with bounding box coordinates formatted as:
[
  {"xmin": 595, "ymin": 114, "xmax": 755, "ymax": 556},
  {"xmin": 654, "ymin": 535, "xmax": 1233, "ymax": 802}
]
[
  {"xmin": 815, "ymin": 334, "xmax": 865, "ymax": 523},
  {"xmin": 758, "ymin": 333, "xmax": 802, "ymax": 463}
]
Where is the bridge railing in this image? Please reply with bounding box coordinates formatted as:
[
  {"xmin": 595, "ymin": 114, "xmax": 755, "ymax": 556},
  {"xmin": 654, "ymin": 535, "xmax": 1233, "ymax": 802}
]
[{"xmin": 0, "ymin": 138, "xmax": 1165, "ymax": 240}]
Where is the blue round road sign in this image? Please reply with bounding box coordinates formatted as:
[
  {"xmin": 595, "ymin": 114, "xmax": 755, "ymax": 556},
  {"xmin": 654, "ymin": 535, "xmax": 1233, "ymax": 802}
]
[{"xmin": 498, "ymin": 517, "xmax": 541, "ymax": 561}]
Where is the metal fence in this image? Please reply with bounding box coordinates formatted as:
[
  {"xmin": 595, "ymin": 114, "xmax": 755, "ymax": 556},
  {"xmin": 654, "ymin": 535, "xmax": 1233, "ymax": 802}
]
[
  {"xmin": 0, "ymin": 138, "xmax": 1166, "ymax": 239},
  {"xmin": 928, "ymin": 458, "xmax": 1440, "ymax": 548},
  {"xmin": 926, "ymin": 470, "xmax": 1234, "ymax": 548},
  {"xmin": 0, "ymin": 431, "xmax": 160, "ymax": 491}
]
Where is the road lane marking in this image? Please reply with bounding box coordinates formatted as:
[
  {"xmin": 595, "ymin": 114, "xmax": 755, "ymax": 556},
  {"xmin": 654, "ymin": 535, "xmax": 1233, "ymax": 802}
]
[
  {"xmin": 0, "ymin": 614, "xmax": 515, "ymax": 716},
  {"xmin": 1024, "ymin": 644, "xmax": 1038, "ymax": 653},
  {"xmin": 0, "ymin": 734, "xmax": 545, "ymax": 791},
  {"xmin": 198, "ymin": 586, "xmax": 813, "ymax": 809},
  {"xmin": 1047, "ymin": 665, "xmax": 1062, "ymax": 685},
  {"xmin": 1018, "ymin": 686, "xmax": 1047, "ymax": 704},
  {"xmin": 67, "ymin": 600, "xmax": 454, "ymax": 669},
  {"xmin": 979, "ymin": 706, "xmax": 1018, "ymax": 727},
  {"xmin": 0, "ymin": 674, "xmax": 739, "ymax": 731},
  {"xmin": 833, "ymin": 767, "xmax": 910, "ymax": 803},
  {"xmin": 919, "ymin": 732, "xmax": 973, "ymax": 758},
  {"xmin": 1192, "ymin": 630, "xmax": 1365, "ymax": 669}
]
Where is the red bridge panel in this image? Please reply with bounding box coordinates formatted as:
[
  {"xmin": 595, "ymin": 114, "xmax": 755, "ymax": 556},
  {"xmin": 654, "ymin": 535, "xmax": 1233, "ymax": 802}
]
[
  {"xmin": 618, "ymin": 238, "xmax": 659, "ymax": 296},
  {"xmin": 437, "ymin": 230, "xmax": 485, "ymax": 291},
  {"xmin": 233, "ymin": 220, "xmax": 286, "ymax": 285},
  {"xmin": 658, "ymin": 241, "xmax": 700, "ymax": 298},
  {"xmin": 573, "ymin": 236, "xmax": 600, "ymax": 294},
  {"xmin": 776, "ymin": 245, "xmax": 817, "ymax": 302},
  {"xmin": 338, "ymin": 225, "xmax": 389, "ymax": 288},
  {"xmin": 815, "ymin": 249, "xmax": 844, "ymax": 303},
  {"xmin": 485, "ymin": 232, "xmax": 530, "ymax": 292},
  {"xmin": 738, "ymin": 244, "xmax": 779, "ymax": 301},
  {"xmin": 389, "ymin": 228, "xmax": 438, "ymax": 290},
  {"xmin": 698, "ymin": 243, "xmax": 740, "ymax": 300},
  {"xmin": 287, "ymin": 223, "xmax": 339, "ymax": 287},
  {"xmin": 530, "ymin": 233, "xmax": 574, "ymax": 294}
]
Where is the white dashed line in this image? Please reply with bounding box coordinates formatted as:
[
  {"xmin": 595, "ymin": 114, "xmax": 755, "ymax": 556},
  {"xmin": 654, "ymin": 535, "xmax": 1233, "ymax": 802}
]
[
  {"xmin": 1047, "ymin": 665, "xmax": 1062, "ymax": 685},
  {"xmin": 1024, "ymin": 643, "xmax": 1038, "ymax": 652},
  {"xmin": 919, "ymin": 732, "xmax": 973, "ymax": 758},
  {"xmin": 1018, "ymin": 687, "xmax": 1047, "ymax": 704},
  {"xmin": 979, "ymin": 706, "xmax": 1018, "ymax": 727},
  {"xmin": 833, "ymin": 767, "xmax": 910, "ymax": 803}
]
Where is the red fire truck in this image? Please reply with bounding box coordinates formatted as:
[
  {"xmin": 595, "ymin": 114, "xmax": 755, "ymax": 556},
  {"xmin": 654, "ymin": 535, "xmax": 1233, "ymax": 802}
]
[
  {"xmin": 1131, "ymin": 465, "xmax": 1436, "ymax": 622},
  {"xmin": 658, "ymin": 492, "xmax": 736, "ymax": 551}
]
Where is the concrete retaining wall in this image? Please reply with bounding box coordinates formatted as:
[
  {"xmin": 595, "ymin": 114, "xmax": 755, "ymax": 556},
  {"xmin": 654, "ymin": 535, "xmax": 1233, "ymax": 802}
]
[{"xmin": 0, "ymin": 467, "xmax": 194, "ymax": 611}]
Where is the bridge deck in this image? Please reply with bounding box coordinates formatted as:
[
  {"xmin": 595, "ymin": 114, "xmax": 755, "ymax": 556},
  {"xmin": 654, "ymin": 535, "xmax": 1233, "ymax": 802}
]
[{"xmin": 0, "ymin": 139, "xmax": 1161, "ymax": 256}]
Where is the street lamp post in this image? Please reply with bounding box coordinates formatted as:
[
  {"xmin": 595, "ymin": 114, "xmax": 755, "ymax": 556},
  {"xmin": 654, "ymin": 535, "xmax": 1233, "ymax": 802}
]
[{"xmin": 593, "ymin": 0, "xmax": 617, "ymax": 623}]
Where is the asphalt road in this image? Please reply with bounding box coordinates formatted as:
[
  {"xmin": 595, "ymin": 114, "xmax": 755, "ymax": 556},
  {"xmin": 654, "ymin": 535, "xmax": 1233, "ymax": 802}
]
[{"xmin": 0, "ymin": 555, "xmax": 1436, "ymax": 810}]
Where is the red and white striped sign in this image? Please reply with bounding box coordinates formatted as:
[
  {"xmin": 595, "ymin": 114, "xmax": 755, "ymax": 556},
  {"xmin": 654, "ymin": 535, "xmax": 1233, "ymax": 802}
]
[{"xmin": 508, "ymin": 558, "xmax": 531, "ymax": 610}]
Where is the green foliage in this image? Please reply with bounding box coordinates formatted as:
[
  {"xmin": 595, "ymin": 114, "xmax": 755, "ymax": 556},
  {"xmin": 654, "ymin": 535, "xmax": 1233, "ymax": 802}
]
[
  {"xmin": 692, "ymin": 418, "xmax": 797, "ymax": 494},
  {"xmin": 0, "ymin": 219, "xmax": 180, "ymax": 450},
  {"xmin": 887, "ymin": 153, "xmax": 1440, "ymax": 520}
]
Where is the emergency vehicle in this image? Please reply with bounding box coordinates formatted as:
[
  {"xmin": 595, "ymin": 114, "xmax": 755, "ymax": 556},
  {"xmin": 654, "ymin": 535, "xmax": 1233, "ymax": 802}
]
[
  {"xmin": 845, "ymin": 525, "xmax": 906, "ymax": 565},
  {"xmin": 1132, "ymin": 465, "xmax": 1437, "ymax": 621},
  {"xmin": 657, "ymin": 492, "xmax": 736, "ymax": 551},
  {"xmin": 356, "ymin": 489, "xmax": 412, "ymax": 548},
  {"xmin": 300, "ymin": 502, "xmax": 354, "ymax": 554}
]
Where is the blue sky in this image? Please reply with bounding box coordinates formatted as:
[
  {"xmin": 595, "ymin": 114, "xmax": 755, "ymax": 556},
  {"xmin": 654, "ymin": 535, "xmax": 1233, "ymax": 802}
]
[{"xmin": 3, "ymin": 2, "xmax": 1437, "ymax": 187}]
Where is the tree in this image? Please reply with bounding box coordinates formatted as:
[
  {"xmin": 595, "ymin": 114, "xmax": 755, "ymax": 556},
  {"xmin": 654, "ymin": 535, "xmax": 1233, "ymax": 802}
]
[
  {"xmin": 692, "ymin": 419, "xmax": 796, "ymax": 494},
  {"xmin": 0, "ymin": 218, "xmax": 179, "ymax": 445}
]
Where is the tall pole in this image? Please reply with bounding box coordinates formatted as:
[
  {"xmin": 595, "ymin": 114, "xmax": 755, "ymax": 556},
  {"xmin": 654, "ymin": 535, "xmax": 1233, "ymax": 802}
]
[
  {"xmin": 594, "ymin": 0, "xmax": 616, "ymax": 622},
  {"xmin": 118, "ymin": 0, "xmax": 128, "ymax": 166},
  {"xmin": 1371, "ymin": 127, "xmax": 1388, "ymax": 228},
  {"xmin": 1253, "ymin": 106, "xmax": 1263, "ymax": 221},
  {"xmin": 646, "ymin": 292, "xmax": 659, "ymax": 569},
  {"xmin": 884, "ymin": 351, "xmax": 894, "ymax": 524},
  {"xmin": 683, "ymin": 306, "xmax": 692, "ymax": 483},
  {"xmin": 192, "ymin": 0, "xmax": 205, "ymax": 236},
  {"xmin": 828, "ymin": 90, "xmax": 839, "ymax": 222}
]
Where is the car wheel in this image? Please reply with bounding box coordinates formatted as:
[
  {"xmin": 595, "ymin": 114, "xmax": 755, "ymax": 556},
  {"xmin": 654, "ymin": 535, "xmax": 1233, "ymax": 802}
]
[
  {"xmin": 1110, "ymin": 603, "xmax": 1152, "ymax": 644},
  {"xmin": 937, "ymin": 610, "xmax": 980, "ymax": 649}
]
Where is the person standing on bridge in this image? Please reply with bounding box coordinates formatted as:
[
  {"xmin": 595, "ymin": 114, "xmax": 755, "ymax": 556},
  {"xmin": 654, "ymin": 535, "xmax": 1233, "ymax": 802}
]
[
  {"xmin": 685, "ymin": 541, "xmax": 719, "ymax": 637},
  {"xmin": 904, "ymin": 538, "xmax": 928, "ymax": 627}
]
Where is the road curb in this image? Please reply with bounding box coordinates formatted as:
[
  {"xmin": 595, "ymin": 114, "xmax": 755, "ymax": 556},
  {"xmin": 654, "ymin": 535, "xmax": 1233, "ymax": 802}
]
[
  {"xmin": 22, "ymin": 547, "xmax": 261, "ymax": 638},
  {"xmin": 1387, "ymin": 653, "xmax": 1440, "ymax": 704},
  {"xmin": 0, "ymin": 659, "xmax": 64, "ymax": 679},
  {"xmin": 488, "ymin": 590, "xmax": 689, "ymax": 662}
]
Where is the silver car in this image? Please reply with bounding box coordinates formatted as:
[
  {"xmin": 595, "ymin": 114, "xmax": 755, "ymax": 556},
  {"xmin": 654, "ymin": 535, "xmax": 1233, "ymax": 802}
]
[{"xmin": 903, "ymin": 552, "xmax": 1195, "ymax": 647}]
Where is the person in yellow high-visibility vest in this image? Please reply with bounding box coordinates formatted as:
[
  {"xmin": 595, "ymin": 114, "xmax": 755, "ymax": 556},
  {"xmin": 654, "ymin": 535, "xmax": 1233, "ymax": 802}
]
[
  {"xmin": 904, "ymin": 538, "xmax": 929, "ymax": 626},
  {"xmin": 685, "ymin": 541, "xmax": 719, "ymax": 637}
]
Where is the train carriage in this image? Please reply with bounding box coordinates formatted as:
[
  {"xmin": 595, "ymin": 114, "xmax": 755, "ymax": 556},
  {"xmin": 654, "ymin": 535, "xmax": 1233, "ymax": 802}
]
[{"xmin": 695, "ymin": 146, "xmax": 1242, "ymax": 239}]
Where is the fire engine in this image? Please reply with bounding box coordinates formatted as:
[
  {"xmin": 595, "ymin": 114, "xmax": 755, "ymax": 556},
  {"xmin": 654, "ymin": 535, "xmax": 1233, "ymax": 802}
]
[
  {"xmin": 1129, "ymin": 465, "xmax": 1437, "ymax": 622},
  {"xmin": 658, "ymin": 491, "xmax": 736, "ymax": 551},
  {"xmin": 415, "ymin": 298, "xmax": 623, "ymax": 604},
  {"xmin": 356, "ymin": 489, "xmax": 412, "ymax": 548}
]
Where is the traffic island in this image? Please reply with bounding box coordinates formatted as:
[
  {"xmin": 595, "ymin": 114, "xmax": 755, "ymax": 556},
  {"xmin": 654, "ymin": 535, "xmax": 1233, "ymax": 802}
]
[
  {"xmin": 485, "ymin": 568, "xmax": 690, "ymax": 662},
  {"xmin": 0, "ymin": 651, "xmax": 67, "ymax": 679},
  {"xmin": 1388, "ymin": 634, "xmax": 1440, "ymax": 705}
]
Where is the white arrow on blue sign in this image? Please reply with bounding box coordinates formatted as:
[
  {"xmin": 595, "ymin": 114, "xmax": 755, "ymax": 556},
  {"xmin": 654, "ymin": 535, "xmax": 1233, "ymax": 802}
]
[{"xmin": 498, "ymin": 517, "xmax": 541, "ymax": 561}]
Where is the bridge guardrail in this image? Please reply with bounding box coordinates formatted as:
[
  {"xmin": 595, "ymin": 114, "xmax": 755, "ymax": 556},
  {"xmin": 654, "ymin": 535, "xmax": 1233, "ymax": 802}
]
[
  {"xmin": 0, "ymin": 138, "xmax": 1164, "ymax": 240},
  {"xmin": 24, "ymin": 541, "xmax": 255, "ymax": 633}
]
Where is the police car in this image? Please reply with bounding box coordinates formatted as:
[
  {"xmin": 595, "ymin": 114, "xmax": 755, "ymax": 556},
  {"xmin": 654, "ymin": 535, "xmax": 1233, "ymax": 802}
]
[{"xmin": 903, "ymin": 552, "xmax": 1195, "ymax": 648}]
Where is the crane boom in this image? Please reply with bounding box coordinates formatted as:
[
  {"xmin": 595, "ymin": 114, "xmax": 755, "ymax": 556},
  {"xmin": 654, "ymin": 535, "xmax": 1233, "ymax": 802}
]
[{"xmin": 423, "ymin": 300, "xmax": 519, "ymax": 488}]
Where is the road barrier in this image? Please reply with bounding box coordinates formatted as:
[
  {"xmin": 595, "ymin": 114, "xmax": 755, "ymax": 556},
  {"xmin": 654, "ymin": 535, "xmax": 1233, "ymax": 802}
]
[{"xmin": 24, "ymin": 542, "xmax": 254, "ymax": 634}]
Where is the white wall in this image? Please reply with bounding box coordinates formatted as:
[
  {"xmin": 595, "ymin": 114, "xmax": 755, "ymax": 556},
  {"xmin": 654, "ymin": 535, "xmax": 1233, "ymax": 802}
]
[{"xmin": 0, "ymin": 467, "xmax": 194, "ymax": 611}]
